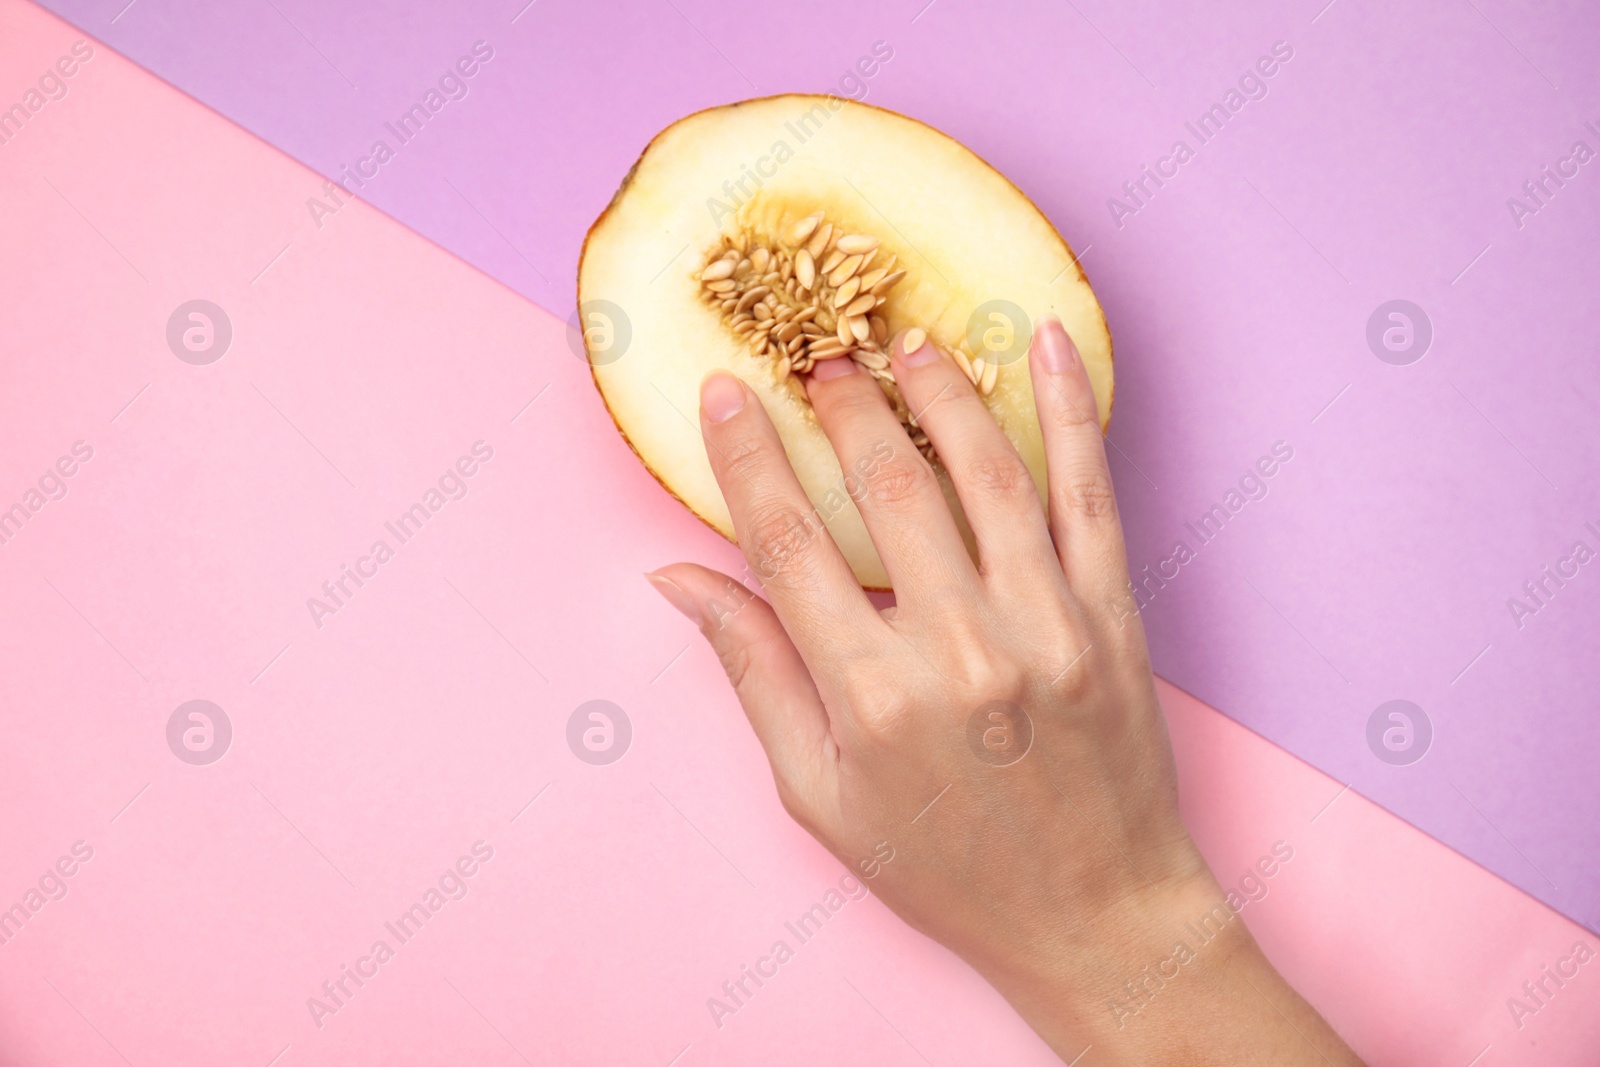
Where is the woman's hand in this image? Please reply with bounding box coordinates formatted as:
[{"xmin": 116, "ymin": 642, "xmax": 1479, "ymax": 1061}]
[{"xmin": 647, "ymin": 318, "xmax": 1363, "ymax": 1065}]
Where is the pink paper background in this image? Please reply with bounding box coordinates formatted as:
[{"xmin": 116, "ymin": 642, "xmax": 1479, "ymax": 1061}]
[
  {"xmin": 2, "ymin": 3, "xmax": 1598, "ymax": 1063},
  {"xmin": 27, "ymin": 0, "xmax": 1600, "ymax": 928}
]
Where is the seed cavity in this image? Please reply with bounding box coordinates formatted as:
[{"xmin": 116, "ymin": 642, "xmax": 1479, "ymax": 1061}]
[{"xmin": 698, "ymin": 212, "xmax": 999, "ymax": 463}]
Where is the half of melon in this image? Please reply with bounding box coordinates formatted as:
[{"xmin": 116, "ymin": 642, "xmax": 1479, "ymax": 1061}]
[{"xmin": 579, "ymin": 94, "xmax": 1111, "ymax": 590}]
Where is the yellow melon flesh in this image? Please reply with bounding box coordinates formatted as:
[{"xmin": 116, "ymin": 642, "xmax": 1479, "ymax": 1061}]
[{"xmin": 579, "ymin": 94, "xmax": 1112, "ymax": 590}]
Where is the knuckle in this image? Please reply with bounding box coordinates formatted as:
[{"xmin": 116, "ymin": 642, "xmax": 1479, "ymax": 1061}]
[
  {"xmin": 745, "ymin": 505, "xmax": 818, "ymax": 579},
  {"xmin": 946, "ymin": 644, "xmax": 1027, "ymax": 701},
  {"xmin": 951, "ymin": 390, "xmax": 988, "ymax": 412},
  {"xmin": 961, "ymin": 454, "xmax": 1035, "ymax": 506},
  {"xmin": 862, "ymin": 454, "xmax": 932, "ymax": 510},
  {"xmin": 1059, "ymin": 472, "xmax": 1118, "ymax": 521},
  {"xmin": 716, "ymin": 639, "xmax": 753, "ymax": 690},
  {"xmin": 973, "ymin": 658, "xmax": 1027, "ymax": 701},
  {"xmin": 1051, "ymin": 391, "xmax": 1100, "ymax": 430},
  {"xmin": 829, "ymin": 386, "xmax": 888, "ymax": 419},
  {"xmin": 854, "ymin": 705, "xmax": 914, "ymax": 747},
  {"xmin": 1047, "ymin": 646, "xmax": 1094, "ymax": 702},
  {"xmin": 845, "ymin": 683, "xmax": 916, "ymax": 743},
  {"xmin": 720, "ymin": 433, "xmax": 770, "ymax": 479}
]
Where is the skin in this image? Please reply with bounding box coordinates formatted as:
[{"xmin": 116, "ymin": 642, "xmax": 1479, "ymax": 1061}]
[{"xmin": 646, "ymin": 318, "xmax": 1366, "ymax": 1065}]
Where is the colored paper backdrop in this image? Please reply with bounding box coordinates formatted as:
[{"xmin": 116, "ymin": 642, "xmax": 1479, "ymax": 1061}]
[
  {"xmin": 28, "ymin": 0, "xmax": 1600, "ymax": 928},
  {"xmin": 3, "ymin": 1, "xmax": 1599, "ymax": 1063}
]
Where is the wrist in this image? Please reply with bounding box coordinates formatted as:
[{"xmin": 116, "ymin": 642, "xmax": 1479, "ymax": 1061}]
[
  {"xmin": 979, "ymin": 864, "xmax": 1269, "ymax": 1061},
  {"xmin": 1089, "ymin": 873, "xmax": 1265, "ymax": 1035},
  {"xmin": 979, "ymin": 866, "xmax": 1362, "ymax": 1065}
]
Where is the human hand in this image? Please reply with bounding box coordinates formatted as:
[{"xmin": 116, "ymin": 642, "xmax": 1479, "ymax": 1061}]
[{"xmin": 647, "ymin": 317, "xmax": 1363, "ymax": 1064}]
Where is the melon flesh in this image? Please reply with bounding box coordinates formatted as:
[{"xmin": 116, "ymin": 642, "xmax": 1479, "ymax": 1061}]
[{"xmin": 579, "ymin": 94, "xmax": 1112, "ymax": 590}]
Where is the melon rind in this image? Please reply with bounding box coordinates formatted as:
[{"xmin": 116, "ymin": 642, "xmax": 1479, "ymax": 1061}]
[{"xmin": 579, "ymin": 94, "xmax": 1112, "ymax": 590}]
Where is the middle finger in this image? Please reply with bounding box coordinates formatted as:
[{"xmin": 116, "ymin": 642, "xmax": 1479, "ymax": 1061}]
[
  {"xmin": 805, "ymin": 355, "xmax": 977, "ymax": 600},
  {"xmin": 890, "ymin": 330, "xmax": 1057, "ymax": 582}
]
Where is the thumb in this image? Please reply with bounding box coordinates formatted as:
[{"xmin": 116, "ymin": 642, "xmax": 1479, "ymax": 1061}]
[{"xmin": 646, "ymin": 562, "xmax": 833, "ymax": 804}]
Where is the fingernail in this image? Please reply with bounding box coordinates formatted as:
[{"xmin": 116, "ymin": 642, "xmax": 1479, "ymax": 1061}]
[
  {"xmin": 809, "ymin": 356, "xmax": 856, "ymax": 382},
  {"xmin": 899, "ymin": 327, "xmax": 939, "ymax": 367},
  {"xmin": 1033, "ymin": 316, "xmax": 1079, "ymax": 374},
  {"xmin": 646, "ymin": 571, "xmax": 702, "ymax": 625},
  {"xmin": 701, "ymin": 372, "xmax": 747, "ymax": 423}
]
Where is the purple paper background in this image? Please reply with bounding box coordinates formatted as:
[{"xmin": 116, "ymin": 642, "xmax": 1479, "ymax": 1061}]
[{"xmin": 36, "ymin": 0, "xmax": 1600, "ymax": 927}]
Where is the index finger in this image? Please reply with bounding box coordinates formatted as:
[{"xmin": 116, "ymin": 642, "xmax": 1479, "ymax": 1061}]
[{"xmin": 697, "ymin": 370, "xmax": 884, "ymax": 660}]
